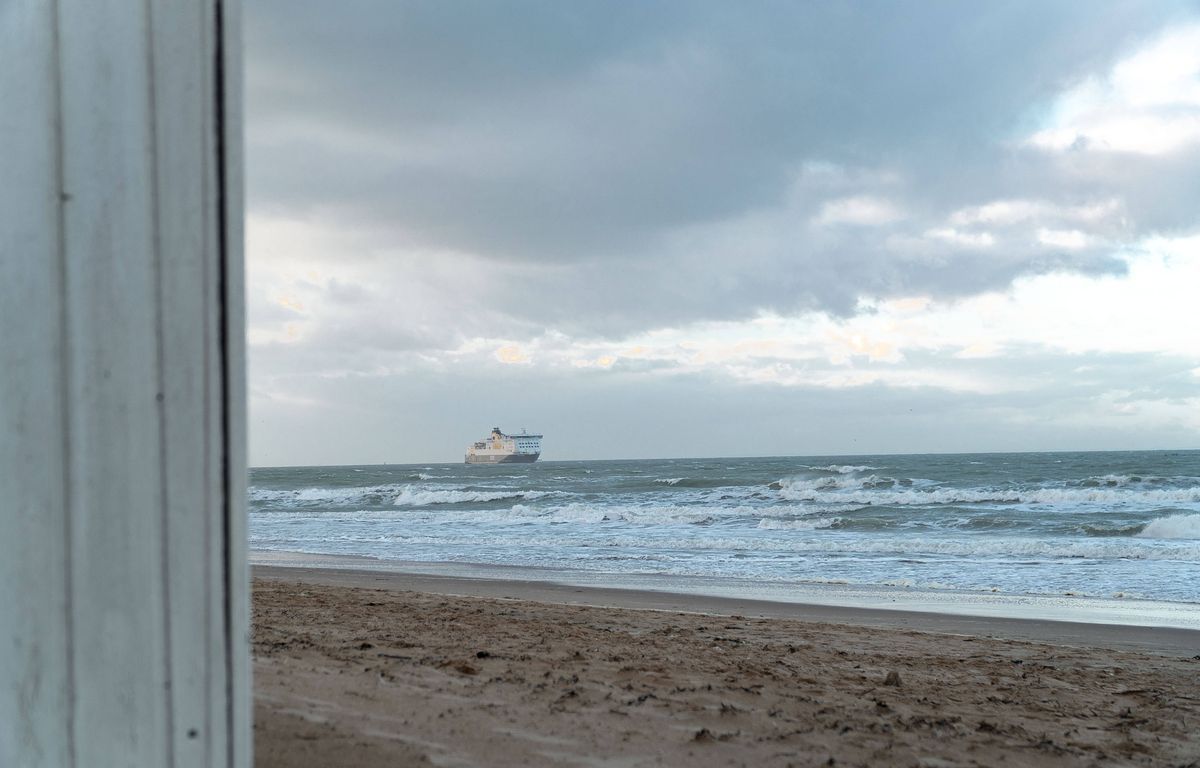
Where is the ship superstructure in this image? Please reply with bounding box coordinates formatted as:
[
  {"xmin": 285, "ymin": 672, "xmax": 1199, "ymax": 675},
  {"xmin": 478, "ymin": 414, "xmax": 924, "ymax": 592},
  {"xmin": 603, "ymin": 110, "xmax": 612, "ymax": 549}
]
[{"xmin": 465, "ymin": 427, "xmax": 542, "ymax": 464}]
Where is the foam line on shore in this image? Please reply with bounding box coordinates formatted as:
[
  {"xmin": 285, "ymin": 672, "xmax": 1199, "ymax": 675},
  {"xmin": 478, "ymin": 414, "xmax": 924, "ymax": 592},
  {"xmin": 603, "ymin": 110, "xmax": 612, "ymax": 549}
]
[{"xmin": 251, "ymin": 558, "xmax": 1200, "ymax": 657}]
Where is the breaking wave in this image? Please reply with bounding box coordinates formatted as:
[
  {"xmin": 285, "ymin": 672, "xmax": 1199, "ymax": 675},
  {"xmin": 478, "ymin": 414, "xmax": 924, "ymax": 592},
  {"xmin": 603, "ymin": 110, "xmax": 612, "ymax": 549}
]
[
  {"xmin": 1073, "ymin": 474, "xmax": 1197, "ymax": 488},
  {"xmin": 250, "ymin": 483, "xmax": 553, "ymax": 508},
  {"xmin": 756, "ymin": 517, "xmax": 839, "ymax": 530},
  {"xmin": 649, "ymin": 476, "xmax": 757, "ymax": 489},
  {"xmin": 490, "ymin": 503, "xmax": 814, "ymax": 526},
  {"xmin": 392, "ymin": 486, "xmax": 548, "ymax": 507},
  {"xmin": 773, "ymin": 475, "xmax": 1200, "ymax": 507},
  {"xmin": 1138, "ymin": 514, "xmax": 1200, "ymax": 540},
  {"xmin": 249, "ymin": 484, "xmax": 404, "ymax": 507}
]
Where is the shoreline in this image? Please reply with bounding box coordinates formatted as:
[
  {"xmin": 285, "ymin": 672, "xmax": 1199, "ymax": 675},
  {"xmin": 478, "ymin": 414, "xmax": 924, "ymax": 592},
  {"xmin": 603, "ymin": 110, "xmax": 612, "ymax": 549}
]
[
  {"xmin": 253, "ymin": 560, "xmax": 1200, "ymax": 657},
  {"xmin": 251, "ymin": 548, "xmax": 1200, "ymax": 634}
]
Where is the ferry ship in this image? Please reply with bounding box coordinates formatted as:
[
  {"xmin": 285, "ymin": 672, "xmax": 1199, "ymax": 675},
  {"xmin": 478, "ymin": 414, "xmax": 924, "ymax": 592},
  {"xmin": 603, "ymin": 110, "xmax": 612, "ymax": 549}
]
[{"xmin": 465, "ymin": 427, "xmax": 542, "ymax": 464}]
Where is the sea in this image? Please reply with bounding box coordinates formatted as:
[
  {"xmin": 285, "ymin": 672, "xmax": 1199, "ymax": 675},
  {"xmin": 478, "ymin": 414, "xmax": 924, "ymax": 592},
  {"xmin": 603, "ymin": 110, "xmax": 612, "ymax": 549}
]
[{"xmin": 249, "ymin": 450, "xmax": 1200, "ymax": 626}]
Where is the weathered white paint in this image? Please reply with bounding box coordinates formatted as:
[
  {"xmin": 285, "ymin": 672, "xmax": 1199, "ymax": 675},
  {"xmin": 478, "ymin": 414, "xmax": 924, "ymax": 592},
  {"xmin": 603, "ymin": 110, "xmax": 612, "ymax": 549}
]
[{"xmin": 0, "ymin": 1, "xmax": 249, "ymax": 766}]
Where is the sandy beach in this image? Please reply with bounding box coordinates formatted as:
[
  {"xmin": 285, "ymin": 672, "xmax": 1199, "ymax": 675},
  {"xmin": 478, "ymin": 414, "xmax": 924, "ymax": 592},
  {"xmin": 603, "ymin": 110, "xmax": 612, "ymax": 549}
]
[{"xmin": 253, "ymin": 566, "xmax": 1200, "ymax": 767}]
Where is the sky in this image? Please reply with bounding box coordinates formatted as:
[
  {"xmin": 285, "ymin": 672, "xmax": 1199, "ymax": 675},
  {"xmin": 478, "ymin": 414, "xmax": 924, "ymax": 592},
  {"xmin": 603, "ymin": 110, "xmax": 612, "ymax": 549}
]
[{"xmin": 244, "ymin": 0, "xmax": 1200, "ymax": 466}]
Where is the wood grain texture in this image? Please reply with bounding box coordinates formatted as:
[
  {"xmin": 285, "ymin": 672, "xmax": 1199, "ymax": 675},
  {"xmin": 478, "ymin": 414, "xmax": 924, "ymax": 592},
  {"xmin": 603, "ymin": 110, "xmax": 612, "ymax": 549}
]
[
  {"xmin": 0, "ymin": 1, "xmax": 247, "ymax": 765},
  {"xmin": 0, "ymin": 4, "xmax": 72, "ymax": 766},
  {"xmin": 58, "ymin": 3, "xmax": 171, "ymax": 762},
  {"xmin": 151, "ymin": 2, "xmax": 223, "ymax": 765}
]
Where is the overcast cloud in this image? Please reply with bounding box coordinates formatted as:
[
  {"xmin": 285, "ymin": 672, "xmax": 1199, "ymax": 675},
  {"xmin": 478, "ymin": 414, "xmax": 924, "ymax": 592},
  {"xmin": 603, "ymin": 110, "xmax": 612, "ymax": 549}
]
[{"xmin": 244, "ymin": 1, "xmax": 1200, "ymax": 465}]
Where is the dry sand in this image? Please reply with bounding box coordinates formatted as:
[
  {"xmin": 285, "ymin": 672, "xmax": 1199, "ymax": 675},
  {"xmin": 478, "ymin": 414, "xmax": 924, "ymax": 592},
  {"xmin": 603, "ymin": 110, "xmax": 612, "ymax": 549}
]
[{"xmin": 253, "ymin": 568, "xmax": 1200, "ymax": 767}]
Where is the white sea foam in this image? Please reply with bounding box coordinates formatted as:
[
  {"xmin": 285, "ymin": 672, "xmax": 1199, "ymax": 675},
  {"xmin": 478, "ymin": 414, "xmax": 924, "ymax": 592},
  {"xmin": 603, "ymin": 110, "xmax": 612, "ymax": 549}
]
[
  {"xmin": 393, "ymin": 485, "xmax": 546, "ymax": 507},
  {"xmin": 1077, "ymin": 473, "xmax": 1150, "ymax": 487},
  {"xmin": 584, "ymin": 534, "xmax": 1200, "ymax": 562},
  {"xmin": 1138, "ymin": 514, "xmax": 1200, "ymax": 540},
  {"xmin": 249, "ymin": 484, "xmax": 402, "ymax": 506},
  {"xmin": 253, "ymin": 527, "xmax": 1200, "ymax": 563},
  {"xmin": 385, "ymin": 502, "xmax": 703, "ymax": 525},
  {"xmin": 774, "ymin": 476, "xmax": 1200, "ymax": 507},
  {"xmin": 756, "ymin": 517, "xmax": 839, "ymax": 530},
  {"xmin": 501, "ymin": 503, "xmax": 734, "ymax": 525},
  {"xmin": 250, "ymin": 482, "xmax": 559, "ymax": 508},
  {"xmin": 1080, "ymin": 474, "xmax": 1200, "ymax": 487},
  {"xmin": 803, "ymin": 464, "xmax": 878, "ymax": 474},
  {"xmin": 468, "ymin": 502, "xmax": 837, "ymax": 526},
  {"xmin": 1096, "ymin": 474, "xmax": 1139, "ymax": 484},
  {"xmin": 655, "ymin": 478, "xmax": 685, "ymax": 485}
]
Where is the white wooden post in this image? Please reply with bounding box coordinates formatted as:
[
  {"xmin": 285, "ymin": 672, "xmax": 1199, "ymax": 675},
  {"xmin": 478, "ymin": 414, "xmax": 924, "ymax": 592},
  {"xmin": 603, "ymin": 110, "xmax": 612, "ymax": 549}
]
[{"xmin": 1, "ymin": 1, "xmax": 249, "ymax": 766}]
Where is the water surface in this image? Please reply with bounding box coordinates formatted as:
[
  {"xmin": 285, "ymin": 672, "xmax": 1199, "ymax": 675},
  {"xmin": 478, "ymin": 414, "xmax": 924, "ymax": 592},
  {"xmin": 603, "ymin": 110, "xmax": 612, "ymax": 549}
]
[{"xmin": 250, "ymin": 450, "xmax": 1200, "ymax": 607}]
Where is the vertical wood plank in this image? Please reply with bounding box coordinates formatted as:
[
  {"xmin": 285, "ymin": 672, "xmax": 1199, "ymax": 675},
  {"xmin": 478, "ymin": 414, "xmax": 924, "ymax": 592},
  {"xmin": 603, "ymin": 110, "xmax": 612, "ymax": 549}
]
[
  {"xmin": 0, "ymin": 3, "xmax": 71, "ymax": 765},
  {"xmin": 57, "ymin": 1, "xmax": 171, "ymax": 763},
  {"xmin": 150, "ymin": 1, "xmax": 221, "ymax": 764}
]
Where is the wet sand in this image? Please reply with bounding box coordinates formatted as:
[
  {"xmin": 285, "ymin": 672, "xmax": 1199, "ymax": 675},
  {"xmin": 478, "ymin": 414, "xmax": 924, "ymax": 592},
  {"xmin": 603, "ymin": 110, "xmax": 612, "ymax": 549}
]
[{"xmin": 253, "ymin": 566, "xmax": 1200, "ymax": 767}]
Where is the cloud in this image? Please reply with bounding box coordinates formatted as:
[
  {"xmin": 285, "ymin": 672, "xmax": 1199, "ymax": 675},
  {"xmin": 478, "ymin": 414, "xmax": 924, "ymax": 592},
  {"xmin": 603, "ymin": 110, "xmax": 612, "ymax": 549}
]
[
  {"xmin": 262, "ymin": 232, "xmax": 1196, "ymax": 396},
  {"xmin": 242, "ymin": 2, "xmax": 1200, "ymax": 463},
  {"xmin": 1027, "ymin": 23, "xmax": 1200, "ymax": 155},
  {"xmin": 924, "ymin": 228, "xmax": 996, "ymax": 248},
  {"xmin": 247, "ymin": 4, "xmax": 1199, "ymax": 343},
  {"xmin": 815, "ymin": 197, "xmax": 905, "ymax": 227},
  {"xmin": 947, "ymin": 199, "xmax": 1120, "ymax": 227},
  {"xmin": 1036, "ymin": 228, "xmax": 1092, "ymax": 250},
  {"xmin": 495, "ymin": 345, "xmax": 531, "ymax": 365}
]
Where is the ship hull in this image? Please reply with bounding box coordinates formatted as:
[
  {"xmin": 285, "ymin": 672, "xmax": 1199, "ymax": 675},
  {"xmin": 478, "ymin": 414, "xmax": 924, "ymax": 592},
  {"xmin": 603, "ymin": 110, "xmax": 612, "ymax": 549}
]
[{"xmin": 464, "ymin": 452, "xmax": 540, "ymax": 465}]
